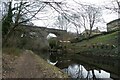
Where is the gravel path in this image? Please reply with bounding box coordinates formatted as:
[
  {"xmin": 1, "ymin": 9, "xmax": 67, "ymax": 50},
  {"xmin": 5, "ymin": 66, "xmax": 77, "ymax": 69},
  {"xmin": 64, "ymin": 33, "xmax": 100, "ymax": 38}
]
[{"xmin": 2, "ymin": 50, "xmax": 68, "ymax": 78}]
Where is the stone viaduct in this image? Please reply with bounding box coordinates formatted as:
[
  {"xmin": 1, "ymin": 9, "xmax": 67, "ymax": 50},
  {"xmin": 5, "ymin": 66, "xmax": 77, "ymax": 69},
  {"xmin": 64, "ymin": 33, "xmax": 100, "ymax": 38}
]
[
  {"xmin": 9, "ymin": 25, "xmax": 72, "ymax": 52},
  {"xmin": 19, "ymin": 25, "xmax": 67, "ymax": 40}
]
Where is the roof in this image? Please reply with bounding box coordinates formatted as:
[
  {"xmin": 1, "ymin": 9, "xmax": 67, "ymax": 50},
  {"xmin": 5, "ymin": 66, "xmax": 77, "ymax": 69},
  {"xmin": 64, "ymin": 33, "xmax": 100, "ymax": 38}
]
[{"xmin": 107, "ymin": 18, "xmax": 120, "ymax": 25}]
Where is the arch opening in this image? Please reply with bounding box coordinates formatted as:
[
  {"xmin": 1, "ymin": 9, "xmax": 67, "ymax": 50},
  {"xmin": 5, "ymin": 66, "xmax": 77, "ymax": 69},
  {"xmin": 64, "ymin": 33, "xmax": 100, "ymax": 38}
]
[{"xmin": 46, "ymin": 33, "xmax": 57, "ymax": 39}]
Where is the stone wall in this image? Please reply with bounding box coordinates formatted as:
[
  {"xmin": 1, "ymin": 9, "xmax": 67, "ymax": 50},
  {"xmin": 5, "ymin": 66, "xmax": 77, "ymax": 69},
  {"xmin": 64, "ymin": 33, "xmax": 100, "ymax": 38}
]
[{"xmin": 107, "ymin": 18, "xmax": 120, "ymax": 31}]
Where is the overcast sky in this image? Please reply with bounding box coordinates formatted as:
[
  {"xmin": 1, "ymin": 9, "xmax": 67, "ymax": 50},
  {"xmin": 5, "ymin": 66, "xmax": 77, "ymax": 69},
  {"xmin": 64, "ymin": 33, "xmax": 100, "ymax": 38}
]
[
  {"xmin": 31, "ymin": 0, "xmax": 118, "ymax": 33},
  {"xmin": 0, "ymin": 0, "xmax": 119, "ymax": 33}
]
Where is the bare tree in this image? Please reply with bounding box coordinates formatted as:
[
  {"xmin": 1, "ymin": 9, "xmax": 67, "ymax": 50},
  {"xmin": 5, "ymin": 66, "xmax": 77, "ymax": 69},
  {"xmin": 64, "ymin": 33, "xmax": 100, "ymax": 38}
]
[
  {"xmin": 104, "ymin": 0, "xmax": 120, "ymax": 14},
  {"xmin": 71, "ymin": 1, "xmax": 102, "ymax": 38},
  {"xmin": 84, "ymin": 5, "xmax": 102, "ymax": 37},
  {"xmin": 40, "ymin": 1, "xmax": 86, "ymax": 36},
  {"xmin": 2, "ymin": 0, "xmax": 47, "ymax": 44},
  {"xmin": 2, "ymin": 0, "xmax": 69, "ymax": 46},
  {"xmin": 53, "ymin": 14, "xmax": 70, "ymax": 31}
]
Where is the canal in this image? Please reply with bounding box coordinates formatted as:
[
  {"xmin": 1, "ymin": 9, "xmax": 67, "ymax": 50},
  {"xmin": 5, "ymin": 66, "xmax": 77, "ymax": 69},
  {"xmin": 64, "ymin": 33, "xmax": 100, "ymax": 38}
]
[{"xmin": 48, "ymin": 50, "xmax": 120, "ymax": 79}]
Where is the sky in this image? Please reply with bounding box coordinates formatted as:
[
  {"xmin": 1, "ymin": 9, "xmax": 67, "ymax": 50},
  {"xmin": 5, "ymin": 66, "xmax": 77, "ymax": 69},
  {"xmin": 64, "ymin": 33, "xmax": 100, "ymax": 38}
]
[
  {"xmin": 0, "ymin": 0, "xmax": 119, "ymax": 33},
  {"xmin": 73, "ymin": 0, "xmax": 119, "ymax": 23},
  {"xmin": 31, "ymin": 0, "xmax": 119, "ymax": 33}
]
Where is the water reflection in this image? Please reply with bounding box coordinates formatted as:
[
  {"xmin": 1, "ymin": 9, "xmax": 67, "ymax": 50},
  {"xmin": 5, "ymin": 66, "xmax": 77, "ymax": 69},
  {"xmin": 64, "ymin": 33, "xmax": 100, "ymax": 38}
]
[
  {"xmin": 62, "ymin": 64, "xmax": 112, "ymax": 79},
  {"xmin": 48, "ymin": 51, "xmax": 119, "ymax": 79},
  {"xmin": 47, "ymin": 59, "xmax": 58, "ymax": 65}
]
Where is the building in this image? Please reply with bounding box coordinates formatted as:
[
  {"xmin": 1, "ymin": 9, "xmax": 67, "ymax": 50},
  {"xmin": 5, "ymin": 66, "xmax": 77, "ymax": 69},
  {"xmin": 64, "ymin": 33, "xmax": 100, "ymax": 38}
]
[
  {"xmin": 81, "ymin": 27, "xmax": 101, "ymax": 37},
  {"xmin": 107, "ymin": 18, "xmax": 120, "ymax": 32}
]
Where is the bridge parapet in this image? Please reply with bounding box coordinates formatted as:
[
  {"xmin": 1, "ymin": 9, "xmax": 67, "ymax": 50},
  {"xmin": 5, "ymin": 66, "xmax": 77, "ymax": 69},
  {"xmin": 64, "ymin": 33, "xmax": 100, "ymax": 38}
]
[{"xmin": 17, "ymin": 25, "xmax": 67, "ymax": 37}]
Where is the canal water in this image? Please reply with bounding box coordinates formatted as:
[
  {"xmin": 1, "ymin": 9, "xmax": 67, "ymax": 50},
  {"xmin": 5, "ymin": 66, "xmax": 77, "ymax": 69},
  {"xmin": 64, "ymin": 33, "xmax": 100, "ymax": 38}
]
[
  {"xmin": 62, "ymin": 64, "xmax": 111, "ymax": 79},
  {"xmin": 48, "ymin": 51, "xmax": 120, "ymax": 79}
]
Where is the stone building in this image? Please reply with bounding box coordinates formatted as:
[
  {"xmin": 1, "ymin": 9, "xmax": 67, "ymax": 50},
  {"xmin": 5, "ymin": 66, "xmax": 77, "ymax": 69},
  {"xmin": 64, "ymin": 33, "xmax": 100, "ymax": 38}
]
[
  {"xmin": 81, "ymin": 27, "xmax": 101, "ymax": 37},
  {"xmin": 107, "ymin": 18, "xmax": 120, "ymax": 32}
]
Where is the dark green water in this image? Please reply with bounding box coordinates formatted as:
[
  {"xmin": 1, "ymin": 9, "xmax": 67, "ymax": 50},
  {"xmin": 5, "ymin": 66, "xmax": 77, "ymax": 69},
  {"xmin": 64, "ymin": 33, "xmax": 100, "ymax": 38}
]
[{"xmin": 48, "ymin": 52, "xmax": 120, "ymax": 79}]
